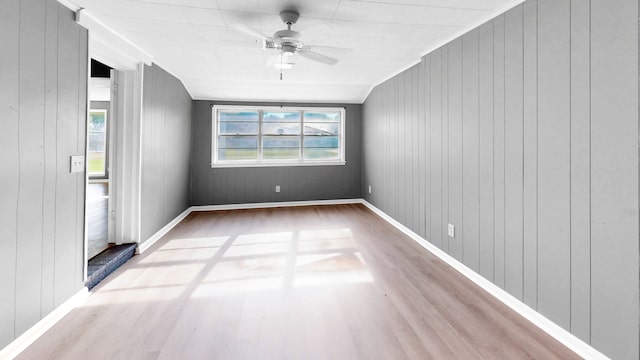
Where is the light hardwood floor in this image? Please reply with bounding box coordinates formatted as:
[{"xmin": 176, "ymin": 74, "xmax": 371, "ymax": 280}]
[{"xmin": 18, "ymin": 204, "xmax": 579, "ymax": 359}]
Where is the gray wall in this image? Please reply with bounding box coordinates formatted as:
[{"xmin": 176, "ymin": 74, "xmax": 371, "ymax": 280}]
[
  {"xmin": 0, "ymin": 0, "xmax": 88, "ymax": 348},
  {"xmin": 190, "ymin": 101, "xmax": 362, "ymax": 205},
  {"xmin": 140, "ymin": 64, "xmax": 193, "ymax": 243},
  {"xmin": 361, "ymin": 1, "xmax": 639, "ymax": 359}
]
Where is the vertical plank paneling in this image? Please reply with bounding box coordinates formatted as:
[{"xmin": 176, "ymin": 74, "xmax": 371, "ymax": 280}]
[
  {"xmin": 391, "ymin": 76, "xmax": 399, "ymax": 219},
  {"xmin": 371, "ymin": 89, "xmax": 379, "ymax": 205},
  {"xmin": 379, "ymin": 87, "xmax": 383, "ymax": 207},
  {"xmin": 140, "ymin": 64, "xmax": 192, "ymax": 243},
  {"xmin": 398, "ymin": 71, "xmax": 406, "ymax": 225},
  {"xmin": 492, "ymin": 14, "xmax": 506, "ymax": 289},
  {"xmin": 383, "ymin": 78, "xmax": 391, "ymax": 215},
  {"xmin": 359, "ymin": 0, "xmax": 639, "ymax": 357},
  {"xmin": 378, "ymin": 86, "xmax": 383, "ymax": 208},
  {"xmin": 190, "ymin": 103, "xmax": 206, "ymax": 203},
  {"xmin": 395, "ymin": 75, "xmax": 401, "ymax": 220},
  {"xmin": 364, "ymin": 91, "xmax": 373, "ymax": 203},
  {"xmin": 160, "ymin": 72, "xmax": 169, "ymax": 217},
  {"xmin": 373, "ymin": 88, "xmax": 380, "ymax": 206},
  {"xmin": 503, "ymin": 5, "xmax": 524, "ymax": 299},
  {"xmin": 423, "ymin": 56, "xmax": 431, "ymax": 240},
  {"xmin": 75, "ymin": 27, "xmax": 88, "ymax": 290},
  {"xmin": 478, "ymin": 22, "xmax": 494, "ymax": 281},
  {"xmin": 383, "ymin": 81, "xmax": 390, "ymax": 213},
  {"xmin": 462, "ymin": 30, "xmax": 480, "ymax": 271},
  {"xmin": 375, "ymin": 86, "xmax": 382, "ymax": 208},
  {"xmin": 419, "ymin": 59, "xmax": 427, "ymax": 238},
  {"xmin": 400, "ymin": 68, "xmax": 415, "ymax": 230},
  {"xmin": 361, "ymin": 95, "xmax": 368, "ymax": 201},
  {"xmin": 522, "ymin": 0, "xmax": 538, "ymax": 308},
  {"xmin": 15, "ymin": 0, "xmax": 47, "ymax": 334},
  {"xmin": 406, "ymin": 68, "xmax": 413, "ymax": 228},
  {"xmin": 441, "ymin": 48, "xmax": 449, "ymax": 253},
  {"xmin": 447, "ymin": 38, "xmax": 463, "ymax": 261},
  {"xmin": 364, "ymin": 91, "xmax": 372, "ymax": 200},
  {"xmin": 141, "ymin": 64, "xmax": 162, "ymax": 239},
  {"xmin": 590, "ymin": 0, "xmax": 639, "ymax": 358},
  {"xmin": 409, "ymin": 66, "xmax": 417, "ymax": 233},
  {"xmin": 379, "ymin": 88, "xmax": 384, "ymax": 207},
  {"xmin": 350, "ymin": 104, "xmax": 363, "ymax": 199},
  {"xmin": 537, "ymin": 0, "xmax": 571, "ymax": 329},
  {"xmin": 41, "ymin": 0, "xmax": 59, "ymax": 316},
  {"xmin": 412, "ymin": 66, "xmax": 421, "ymax": 235},
  {"xmin": 430, "ymin": 50, "xmax": 443, "ymax": 249},
  {"xmin": 379, "ymin": 88, "xmax": 383, "ymax": 207},
  {"xmin": 54, "ymin": 7, "xmax": 81, "ymax": 306},
  {"xmin": 0, "ymin": 1, "xmax": 88, "ymax": 347},
  {"xmin": 569, "ymin": 0, "xmax": 591, "ymax": 342},
  {"xmin": 0, "ymin": 0, "xmax": 20, "ymax": 347}
]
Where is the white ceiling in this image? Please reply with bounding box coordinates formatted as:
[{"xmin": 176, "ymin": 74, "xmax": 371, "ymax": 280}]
[{"xmin": 70, "ymin": 0, "xmax": 524, "ymax": 103}]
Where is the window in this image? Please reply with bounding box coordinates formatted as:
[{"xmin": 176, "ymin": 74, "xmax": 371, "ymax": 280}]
[
  {"xmin": 212, "ymin": 106, "xmax": 345, "ymax": 167},
  {"xmin": 88, "ymin": 109, "xmax": 108, "ymax": 177}
]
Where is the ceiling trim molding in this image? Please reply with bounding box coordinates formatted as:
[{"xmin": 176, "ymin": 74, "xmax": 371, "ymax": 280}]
[
  {"xmin": 56, "ymin": 0, "xmax": 80, "ymax": 12},
  {"xmin": 76, "ymin": 9, "xmax": 153, "ymax": 70}
]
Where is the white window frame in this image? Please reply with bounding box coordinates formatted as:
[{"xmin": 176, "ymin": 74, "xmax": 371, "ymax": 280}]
[{"xmin": 211, "ymin": 105, "xmax": 346, "ymax": 168}]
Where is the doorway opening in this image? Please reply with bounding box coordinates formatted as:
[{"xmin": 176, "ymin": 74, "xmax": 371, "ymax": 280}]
[{"xmin": 87, "ymin": 59, "xmax": 112, "ymax": 260}]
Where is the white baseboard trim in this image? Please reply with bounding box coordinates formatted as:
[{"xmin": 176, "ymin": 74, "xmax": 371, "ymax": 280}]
[
  {"xmin": 360, "ymin": 200, "xmax": 609, "ymax": 360},
  {"xmin": 190, "ymin": 198, "xmax": 362, "ymax": 212},
  {"xmin": 138, "ymin": 199, "xmax": 362, "ymax": 254},
  {"xmin": 138, "ymin": 207, "xmax": 192, "ymax": 254},
  {"xmin": 0, "ymin": 287, "xmax": 89, "ymax": 359}
]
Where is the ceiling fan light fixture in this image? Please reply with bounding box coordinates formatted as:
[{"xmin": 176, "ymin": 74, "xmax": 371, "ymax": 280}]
[
  {"xmin": 275, "ymin": 63, "xmax": 294, "ymax": 70},
  {"xmin": 281, "ymin": 44, "xmax": 298, "ymax": 56}
]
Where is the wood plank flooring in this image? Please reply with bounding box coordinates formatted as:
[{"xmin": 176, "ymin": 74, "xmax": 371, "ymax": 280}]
[{"xmin": 18, "ymin": 204, "xmax": 579, "ymax": 359}]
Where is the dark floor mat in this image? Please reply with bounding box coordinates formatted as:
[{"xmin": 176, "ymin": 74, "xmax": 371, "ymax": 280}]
[{"xmin": 86, "ymin": 243, "xmax": 137, "ymax": 290}]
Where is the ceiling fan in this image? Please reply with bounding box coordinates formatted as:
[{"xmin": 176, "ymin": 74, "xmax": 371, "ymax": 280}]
[{"xmin": 233, "ymin": 10, "xmax": 346, "ymax": 69}]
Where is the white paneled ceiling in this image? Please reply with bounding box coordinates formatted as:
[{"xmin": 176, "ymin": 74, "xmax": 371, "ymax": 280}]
[{"xmin": 69, "ymin": 0, "xmax": 524, "ymax": 103}]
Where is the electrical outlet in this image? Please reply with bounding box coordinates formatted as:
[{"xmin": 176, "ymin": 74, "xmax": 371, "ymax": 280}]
[
  {"xmin": 70, "ymin": 155, "xmax": 85, "ymax": 173},
  {"xmin": 275, "ymin": 185, "xmax": 280, "ymax": 193},
  {"xmin": 447, "ymin": 223, "xmax": 455, "ymax": 238},
  {"xmin": 368, "ymin": 185, "xmax": 372, "ymax": 194}
]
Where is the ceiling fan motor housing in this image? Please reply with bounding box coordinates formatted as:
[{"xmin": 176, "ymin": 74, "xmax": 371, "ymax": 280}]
[{"xmin": 274, "ymin": 29, "xmax": 301, "ymax": 40}]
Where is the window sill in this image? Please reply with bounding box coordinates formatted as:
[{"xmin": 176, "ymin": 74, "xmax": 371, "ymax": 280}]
[{"xmin": 211, "ymin": 161, "xmax": 346, "ymax": 168}]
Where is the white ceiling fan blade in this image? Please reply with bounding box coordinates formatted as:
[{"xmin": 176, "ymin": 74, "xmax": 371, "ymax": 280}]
[
  {"xmin": 298, "ymin": 48, "xmax": 339, "ymax": 65},
  {"xmin": 231, "ymin": 23, "xmax": 271, "ymax": 41},
  {"xmin": 304, "ymin": 44, "xmax": 352, "ymax": 54}
]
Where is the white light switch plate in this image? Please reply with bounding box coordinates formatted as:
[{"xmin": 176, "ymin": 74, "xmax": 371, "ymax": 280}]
[
  {"xmin": 275, "ymin": 185, "xmax": 280, "ymax": 193},
  {"xmin": 447, "ymin": 223, "xmax": 455, "ymax": 238},
  {"xmin": 368, "ymin": 185, "xmax": 372, "ymax": 194},
  {"xmin": 70, "ymin": 155, "xmax": 85, "ymax": 173}
]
